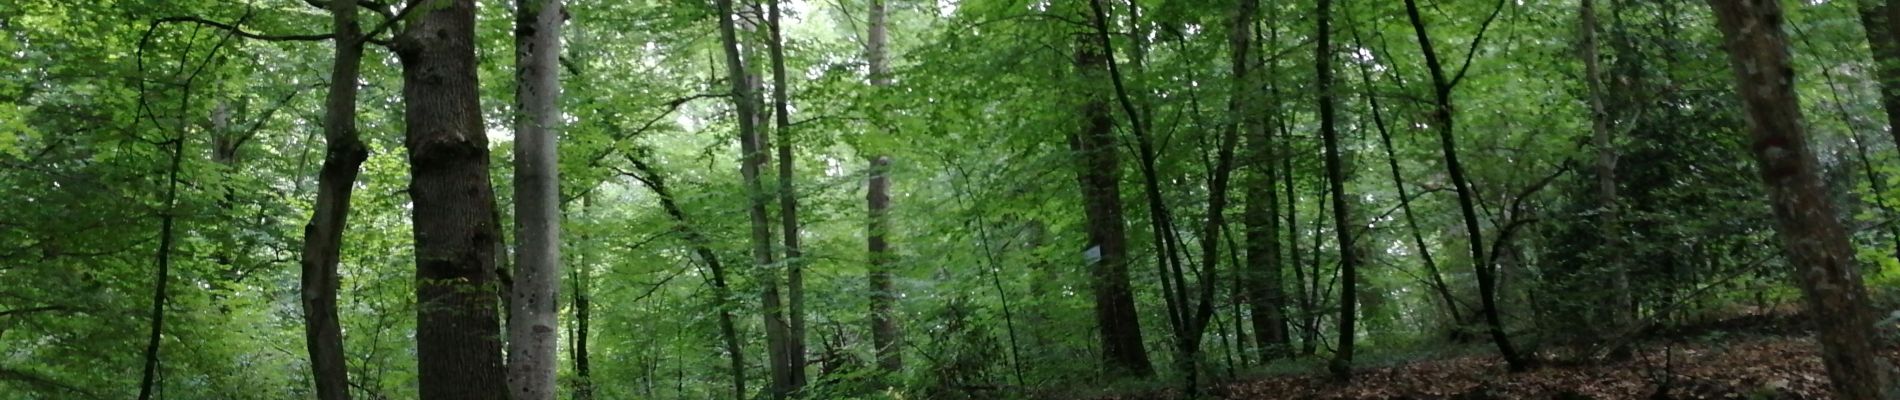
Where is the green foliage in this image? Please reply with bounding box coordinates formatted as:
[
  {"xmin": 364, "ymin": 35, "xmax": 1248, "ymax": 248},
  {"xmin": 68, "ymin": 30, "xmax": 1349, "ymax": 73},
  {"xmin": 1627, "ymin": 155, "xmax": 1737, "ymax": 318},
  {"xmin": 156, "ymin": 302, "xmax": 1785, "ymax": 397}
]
[{"xmin": 2, "ymin": 0, "xmax": 1896, "ymax": 398}]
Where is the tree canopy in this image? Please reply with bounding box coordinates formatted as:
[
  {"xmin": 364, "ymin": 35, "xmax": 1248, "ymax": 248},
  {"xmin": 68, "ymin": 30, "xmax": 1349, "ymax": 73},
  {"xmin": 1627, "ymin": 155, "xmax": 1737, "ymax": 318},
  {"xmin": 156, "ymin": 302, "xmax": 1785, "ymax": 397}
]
[{"xmin": 1, "ymin": 0, "xmax": 1897, "ymax": 398}]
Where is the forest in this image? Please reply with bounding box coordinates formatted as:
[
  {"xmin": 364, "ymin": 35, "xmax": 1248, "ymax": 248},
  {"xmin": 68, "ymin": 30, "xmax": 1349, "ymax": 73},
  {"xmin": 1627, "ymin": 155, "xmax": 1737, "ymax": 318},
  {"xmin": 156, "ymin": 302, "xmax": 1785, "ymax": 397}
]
[{"xmin": 4, "ymin": 0, "xmax": 1900, "ymax": 398}]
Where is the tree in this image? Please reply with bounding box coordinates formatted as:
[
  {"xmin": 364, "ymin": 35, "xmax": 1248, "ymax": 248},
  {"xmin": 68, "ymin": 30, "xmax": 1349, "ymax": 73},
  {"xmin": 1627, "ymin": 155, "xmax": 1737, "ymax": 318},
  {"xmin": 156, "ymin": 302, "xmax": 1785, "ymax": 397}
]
[
  {"xmin": 395, "ymin": 0, "xmax": 509, "ymax": 397},
  {"xmin": 1400, "ymin": 0, "xmax": 1527, "ymax": 371},
  {"xmin": 1706, "ymin": 1, "xmax": 1895, "ymax": 397},
  {"xmin": 1239, "ymin": 0, "xmax": 1291, "ymax": 363},
  {"xmin": 1577, "ymin": 0, "xmax": 1630, "ymax": 331},
  {"xmin": 1855, "ymin": 0, "xmax": 1900, "ymax": 147},
  {"xmin": 764, "ymin": 0, "xmax": 809, "ymax": 391},
  {"xmin": 1072, "ymin": 0, "xmax": 1156, "ymax": 380},
  {"xmin": 1314, "ymin": 0, "xmax": 1358, "ymax": 382},
  {"xmin": 865, "ymin": 0, "xmax": 903, "ymax": 379},
  {"xmin": 299, "ymin": 0, "xmax": 372, "ymax": 398},
  {"xmin": 506, "ymin": 0, "xmax": 565, "ymax": 398}
]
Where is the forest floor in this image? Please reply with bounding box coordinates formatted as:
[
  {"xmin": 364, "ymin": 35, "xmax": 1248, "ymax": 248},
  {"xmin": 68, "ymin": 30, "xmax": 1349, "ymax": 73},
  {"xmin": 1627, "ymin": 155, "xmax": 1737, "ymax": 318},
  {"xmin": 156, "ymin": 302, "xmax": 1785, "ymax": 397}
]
[{"xmin": 1100, "ymin": 313, "xmax": 1900, "ymax": 399}]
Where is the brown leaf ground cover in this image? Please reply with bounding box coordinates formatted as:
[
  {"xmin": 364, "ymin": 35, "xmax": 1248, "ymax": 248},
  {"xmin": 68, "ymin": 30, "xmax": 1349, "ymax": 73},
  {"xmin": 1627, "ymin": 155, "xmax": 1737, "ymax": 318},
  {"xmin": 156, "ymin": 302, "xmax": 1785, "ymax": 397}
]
[{"xmin": 1098, "ymin": 314, "xmax": 1899, "ymax": 399}]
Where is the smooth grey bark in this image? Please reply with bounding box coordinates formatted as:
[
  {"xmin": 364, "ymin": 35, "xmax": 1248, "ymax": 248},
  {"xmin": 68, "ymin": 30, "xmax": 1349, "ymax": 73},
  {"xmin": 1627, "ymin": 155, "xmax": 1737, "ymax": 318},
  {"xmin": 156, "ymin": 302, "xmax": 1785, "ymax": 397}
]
[
  {"xmin": 394, "ymin": 0, "xmax": 510, "ymax": 397},
  {"xmin": 1706, "ymin": 1, "xmax": 1896, "ymax": 398},
  {"xmin": 506, "ymin": 0, "xmax": 564, "ymax": 398}
]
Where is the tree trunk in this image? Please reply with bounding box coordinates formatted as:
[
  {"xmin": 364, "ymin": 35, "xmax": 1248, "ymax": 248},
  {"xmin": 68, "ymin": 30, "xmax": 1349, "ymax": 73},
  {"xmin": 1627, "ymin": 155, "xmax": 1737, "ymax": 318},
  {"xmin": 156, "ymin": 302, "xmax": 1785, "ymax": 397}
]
[
  {"xmin": 714, "ymin": 0, "xmax": 792, "ymax": 396},
  {"xmin": 865, "ymin": 0, "xmax": 903, "ymax": 380},
  {"xmin": 1068, "ymin": 2, "xmax": 1154, "ymax": 378},
  {"xmin": 394, "ymin": 0, "xmax": 509, "ymax": 397},
  {"xmin": 1856, "ymin": 0, "xmax": 1900, "ymax": 148},
  {"xmin": 137, "ymin": 129, "xmax": 185, "ymax": 400},
  {"xmin": 299, "ymin": 1, "xmax": 369, "ymax": 398},
  {"xmin": 1244, "ymin": 4, "xmax": 1291, "ymax": 363},
  {"xmin": 1579, "ymin": 0, "xmax": 1631, "ymax": 330},
  {"xmin": 1706, "ymin": 2, "xmax": 1896, "ymax": 397},
  {"xmin": 765, "ymin": 0, "xmax": 809, "ymax": 391},
  {"xmin": 507, "ymin": 0, "xmax": 565, "ymax": 398},
  {"xmin": 570, "ymin": 197, "xmax": 593, "ymax": 400},
  {"xmin": 1400, "ymin": 0, "xmax": 1526, "ymax": 371},
  {"xmin": 1314, "ymin": 0, "xmax": 1358, "ymax": 382}
]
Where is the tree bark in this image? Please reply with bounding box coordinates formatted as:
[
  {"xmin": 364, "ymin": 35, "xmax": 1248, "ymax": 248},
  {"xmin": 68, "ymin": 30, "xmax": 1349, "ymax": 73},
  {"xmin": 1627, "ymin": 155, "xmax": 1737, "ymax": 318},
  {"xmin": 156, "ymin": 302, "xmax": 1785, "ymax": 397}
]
[
  {"xmin": 864, "ymin": 0, "xmax": 903, "ymax": 380},
  {"xmin": 393, "ymin": 0, "xmax": 509, "ymax": 397},
  {"xmin": 1068, "ymin": 2, "xmax": 1154, "ymax": 378},
  {"xmin": 299, "ymin": 1, "xmax": 369, "ymax": 398},
  {"xmin": 1313, "ymin": 0, "xmax": 1358, "ymax": 382},
  {"xmin": 1400, "ymin": 0, "xmax": 1527, "ymax": 371},
  {"xmin": 507, "ymin": 0, "xmax": 564, "ymax": 398},
  {"xmin": 1706, "ymin": 2, "xmax": 1896, "ymax": 397},
  {"xmin": 1856, "ymin": 0, "xmax": 1900, "ymax": 148},
  {"xmin": 1579, "ymin": 0, "xmax": 1631, "ymax": 330},
  {"xmin": 765, "ymin": 0, "xmax": 808, "ymax": 391},
  {"xmin": 570, "ymin": 197, "xmax": 593, "ymax": 400},
  {"xmin": 714, "ymin": 0, "xmax": 789, "ymax": 396},
  {"xmin": 137, "ymin": 129, "xmax": 185, "ymax": 400},
  {"xmin": 1239, "ymin": 0, "xmax": 1290, "ymax": 363}
]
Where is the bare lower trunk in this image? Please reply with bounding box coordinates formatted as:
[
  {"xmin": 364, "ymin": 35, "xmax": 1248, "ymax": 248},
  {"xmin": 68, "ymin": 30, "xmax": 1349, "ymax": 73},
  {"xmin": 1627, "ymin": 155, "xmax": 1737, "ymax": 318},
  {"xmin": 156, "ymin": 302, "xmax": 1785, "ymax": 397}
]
[
  {"xmin": 714, "ymin": 0, "xmax": 781, "ymax": 396},
  {"xmin": 506, "ymin": 0, "xmax": 565, "ymax": 398},
  {"xmin": 1579, "ymin": 0, "xmax": 1630, "ymax": 330},
  {"xmin": 1315, "ymin": 0, "xmax": 1359, "ymax": 382},
  {"xmin": 395, "ymin": 1, "xmax": 509, "ymax": 397},
  {"xmin": 1707, "ymin": 2, "xmax": 1895, "ymax": 397},
  {"xmin": 1066, "ymin": 7, "xmax": 1154, "ymax": 376},
  {"xmin": 299, "ymin": 1, "xmax": 368, "ymax": 398},
  {"xmin": 765, "ymin": 0, "xmax": 808, "ymax": 391},
  {"xmin": 864, "ymin": 0, "xmax": 903, "ymax": 380}
]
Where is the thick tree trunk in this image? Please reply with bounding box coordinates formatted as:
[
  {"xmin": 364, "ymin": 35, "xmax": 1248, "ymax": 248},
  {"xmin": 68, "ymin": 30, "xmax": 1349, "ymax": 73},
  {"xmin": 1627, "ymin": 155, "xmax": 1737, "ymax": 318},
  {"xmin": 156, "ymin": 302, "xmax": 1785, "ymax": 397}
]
[
  {"xmin": 299, "ymin": 1, "xmax": 368, "ymax": 398},
  {"xmin": 1228, "ymin": 0, "xmax": 1294, "ymax": 368},
  {"xmin": 1067, "ymin": 4, "xmax": 1154, "ymax": 378},
  {"xmin": 1707, "ymin": 2, "xmax": 1896, "ymax": 397},
  {"xmin": 394, "ymin": 0, "xmax": 509, "ymax": 397},
  {"xmin": 1313, "ymin": 0, "xmax": 1358, "ymax": 382},
  {"xmin": 864, "ymin": 0, "xmax": 903, "ymax": 379},
  {"xmin": 1400, "ymin": 0, "xmax": 1526, "ymax": 371},
  {"xmin": 507, "ymin": 0, "xmax": 564, "ymax": 398},
  {"xmin": 1086, "ymin": 0, "xmax": 1212, "ymax": 387},
  {"xmin": 765, "ymin": 0, "xmax": 808, "ymax": 391},
  {"xmin": 1240, "ymin": 0, "xmax": 1290, "ymax": 363}
]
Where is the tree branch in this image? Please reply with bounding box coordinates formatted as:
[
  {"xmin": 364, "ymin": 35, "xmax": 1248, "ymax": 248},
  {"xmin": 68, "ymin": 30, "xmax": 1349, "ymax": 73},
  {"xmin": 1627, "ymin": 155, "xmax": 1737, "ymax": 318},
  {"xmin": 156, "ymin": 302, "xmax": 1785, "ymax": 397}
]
[{"xmin": 152, "ymin": 16, "xmax": 333, "ymax": 42}]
